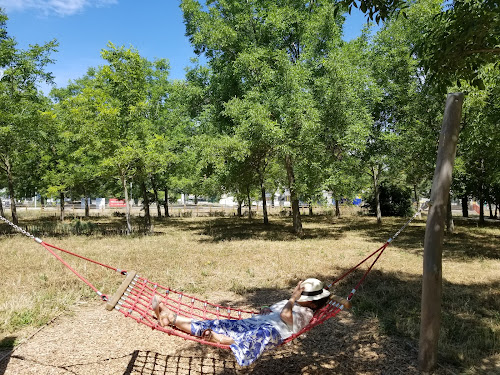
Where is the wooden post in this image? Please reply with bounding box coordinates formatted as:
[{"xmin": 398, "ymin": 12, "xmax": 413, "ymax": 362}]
[{"xmin": 419, "ymin": 93, "xmax": 464, "ymax": 372}]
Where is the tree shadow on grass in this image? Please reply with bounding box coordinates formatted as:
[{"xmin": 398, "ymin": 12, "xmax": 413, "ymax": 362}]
[
  {"xmin": 164, "ymin": 217, "xmax": 347, "ymax": 242},
  {"xmin": 150, "ymin": 269, "xmax": 498, "ymax": 374},
  {"xmin": 0, "ymin": 336, "xmax": 16, "ymax": 375}
]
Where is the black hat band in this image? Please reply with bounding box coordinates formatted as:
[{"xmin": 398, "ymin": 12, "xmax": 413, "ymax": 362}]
[{"xmin": 301, "ymin": 289, "xmax": 324, "ymax": 297}]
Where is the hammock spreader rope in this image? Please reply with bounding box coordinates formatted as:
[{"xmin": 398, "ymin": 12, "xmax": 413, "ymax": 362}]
[{"xmin": 0, "ymin": 203, "xmax": 427, "ymax": 349}]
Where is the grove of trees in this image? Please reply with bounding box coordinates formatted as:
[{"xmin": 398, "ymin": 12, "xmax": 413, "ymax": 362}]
[{"xmin": 0, "ymin": 0, "xmax": 499, "ymax": 233}]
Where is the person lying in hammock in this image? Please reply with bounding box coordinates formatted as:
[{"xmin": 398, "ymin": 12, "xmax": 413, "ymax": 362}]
[{"xmin": 152, "ymin": 278, "xmax": 330, "ymax": 366}]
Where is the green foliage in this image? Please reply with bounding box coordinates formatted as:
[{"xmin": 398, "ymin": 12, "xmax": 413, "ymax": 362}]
[
  {"xmin": 366, "ymin": 180, "xmax": 413, "ymax": 216},
  {"xmin": 414, "ymin": 0, "xmax": 500, "ymax": 89},
  {"xmin": 0, "ymin": 9, "xmax": 58, "ymax": 223}
]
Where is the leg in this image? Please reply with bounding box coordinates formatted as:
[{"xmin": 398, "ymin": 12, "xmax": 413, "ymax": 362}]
[
  {"xmin": 157, "ymin": 302, "xmax": 235, "ymax": 344},
  {"xmin": 202, "ymin": 329, "xmax": 235, "ymax": 345},
  {"xmin": 154, "ymin": 301, "xmax": 192, "ymax": 334}
]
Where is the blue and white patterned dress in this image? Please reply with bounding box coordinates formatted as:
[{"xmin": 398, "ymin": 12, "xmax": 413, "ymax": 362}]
[{"xmin": 190, "ymin": 300, "xmax": 313, "ymax": 366}]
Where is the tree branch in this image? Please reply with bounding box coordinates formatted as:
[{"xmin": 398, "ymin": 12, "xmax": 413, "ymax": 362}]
[{"xmin": 465, "ymin": 48, "xmax": 500, "ymax": 55}]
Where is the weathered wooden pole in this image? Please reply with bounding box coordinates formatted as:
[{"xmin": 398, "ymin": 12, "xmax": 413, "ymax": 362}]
[{"xmin": 419, "ymin": 93, "xmax": 464, "ymax": 372}]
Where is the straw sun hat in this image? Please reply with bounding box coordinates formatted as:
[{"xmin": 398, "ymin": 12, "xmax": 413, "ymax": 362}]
[{"xmin": 297, "ymin": 278, "xmax": 330, "ymax": 302}]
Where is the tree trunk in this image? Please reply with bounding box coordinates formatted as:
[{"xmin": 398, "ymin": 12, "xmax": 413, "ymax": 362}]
[
  {"xmin": 371, "ymin": 165, "xmax": 382, "ymax": 224},
  {"xmin": 237, "ymin": 200, "xmax": 242, "ymax": 217},
  {"xmin": 122, "ymin": 174, "xmax": 132, "ymax": 234},
  {"xmin": 479, "ymin": 159, "xmax": 485, "ymax": 226},
  {"xmin": 59, "ymin": 192, "xmax": 65, "ymax": 221},
  {"xmin": 446, "ymin": 195, "xmax": 454, "ymax": 234},
  {"xmin": 488, "ymin": 201, "xmax": 493, "ymax": 219},
  {"xmin": 260, "ymin": 183, "xmax": 269, "ymax": 225},
  {"xmin": 141, "ymin": 180, "xmax": 152, "ymax": 232},
  {"xmin": 247, "ymin": 189, "xmax": 252, "ymax": 219},
  {"xmin": 335, "ymin": 197, "xmax": 340, "ymax": 217},
  {"xmin": 163, "ymin": 186, "xmax": 169, "ymax": 218},
  {"xmin": 479, "ymin": 196, "xmax": 485, "ymax": 225},
  {"xmin": 6, "ymin": 159, "xmax": 18, "ymax": 225},
  {"xmin": 414, "ymin": 184, "xmax": 421, "ymax": 218},
  {"xmin": 0, "ymin": 197, "xmax": 4, "ymax": 217},
  {"xmin": 461, "ymin": 195, "xmax": 468, "ymax": 217},
  {"xmin": 285, "ymin": 155, "xmax": 302, "ymax": 235},
  {"xmin": 151, "ymin": 176, "xmax": 161, "ymax": 218},
  {"xmin": 84, "ymin": 194, "xmax": 90, "ymax": 217},
  {"xmin": 419, "ymin": 92, "xmax": 463, "ymax": 373},
  {"xmin": 308, "ymin": 200, "xmax": 313, "ymax": 216},
  {"xmin": 41, "ymin": 196, "xmax": 45, "ymax": 210}
]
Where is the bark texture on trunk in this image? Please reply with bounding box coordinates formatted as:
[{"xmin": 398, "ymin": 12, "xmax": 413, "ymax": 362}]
[
  {"xmin": 6, "ymin": 159, "xmax": 18, "ymax": 225},
  {"xmin": 372, "ymin": 165, "xmax": 381, "ymax": 224},
  {"xmin": 461, "ymin": 196, "xmax": 468, "ymax": 217},
  {"xmin": 59, "ymin": 192, "xmax": 65, "ymax": 222},
  {"xmin": 247, "ymin": 190, "xmax": 252, "ymax": 219},
  {"xmin": 285, "ymin": 155, "xmax": 302, "ymax": 235},
  {"xmin": 141, "ymin": 180, "xmax": 152, "ymax": 232},
  {"xmin": 446, "ymin": 195, "xmax": 454, "ymax": 234},
  {"xmin": 260, "ymin": 183, "xmax": 269, "ymax": 225},
  {"xmin": 163, "ymin": 187, "xmax": 170, "ymax": 218},
  {"xmin": 419, "ymin": 93, "xmax": 463, "ymax": 373},
  {"xmin": 84, "ymin": 195, "xmax": 90, "ymax": 217},
  {"xmin": 152, "ymin": 177, "xmax": 161, "ymax": 218},
  {"xmin": 122, "ymin": 174, "xmax": 132, "ymax": 234}
]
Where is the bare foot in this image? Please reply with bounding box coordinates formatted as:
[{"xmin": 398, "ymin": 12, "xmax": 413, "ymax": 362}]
[
  {"xmin": 151, "ymin": 296, "xmax": 161, "ymax": 320},
  {"xmin": 202, "ymin": 329, "xmax": 234, "ymax": 345},
  {"xmin": 157, "ymin": 305, "xmax": 176, "ymax": 327}
]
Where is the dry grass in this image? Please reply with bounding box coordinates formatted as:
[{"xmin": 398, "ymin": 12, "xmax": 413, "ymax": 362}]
[{"xmin": 0, "ymin": 211, "xmax": 499, "ymax": 374}]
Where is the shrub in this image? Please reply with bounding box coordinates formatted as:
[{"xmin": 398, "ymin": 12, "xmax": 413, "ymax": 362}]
[{"xmin": 366, "ymin": 182, "xmax": 413, "ymax": 217}]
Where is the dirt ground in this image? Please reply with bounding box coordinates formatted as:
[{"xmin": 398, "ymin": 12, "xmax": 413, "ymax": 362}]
[{"xmin": 0, "ymin": 296, "xmax": 442, "ymax": 375}]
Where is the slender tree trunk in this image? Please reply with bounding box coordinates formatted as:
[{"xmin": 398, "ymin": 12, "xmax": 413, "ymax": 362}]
[
  {"xmin": 419, "ymin": 92, "xmax": 463, "ymax": 373},
  {"xmin": 141, "ymin": 180, "xmax": 152, "ymax": 232},
  {"xmin": 488, "ymin": 201, "xmax": 493, "ymax": 219},
  {"xmin": 260, "ymin": 182, "xmax": 269, "ymax": 225},
  {"xmin": 285, "ymin": 155, "xmax": 302, "ymax": 235},
  {"xmin": 122, "ymin": 174, "xmax": 132, "ymax": 234},
  {"xmin": 151, "ymin": 176, "xmax": 162, "ymax": 218},
  {"xmin": 461, "ymin": 196, "xmax": 468, "ymax": 217},
  {"xmin": 247, "ymin": 189, "xmax": 252, "ymax": 219},
  {"xmin": 446, "ymin": 195, "xmax": 454, "ymax": 233},
  {"xmin": 84, "ymin": 194, "xmax": 90, "ymax": 217},
  {"xmin": 479, "ymin": 159, "xmax": 485, "ymax": 226},
  {"xmin": 59, "ymin": 192, "xmax": 65, "ymax": 221},
  {"xmin": 0, "ymin": 197, "xmax": 4, "ymax": 217},
  {"xmin": 194, "ymin": 195, "xmax": 198, "ymax": 205},
  {"xmin": 163, "ymin": 186, "xmax": 170, "ymax": 218},
  {"xmin": 237, "ymin": 200, "xmax": 242, "ymax": 217},
  {"xmin": 479, "ymin": 196, "xmax": 485, "ymax": 225},
  {"xmin": 6, "ymin": 159, "xmax": 18, "ymax": 225},
  {"xmin": 335, "ymin": 197, "xmax": 340, "ymax": 217},
  {"xmin": 41, "ymin": 196, "xmax": 45, "ymax": 210},
  {"xmin": 308, "ymin": 200, "xmax": 313, "ymax": 216},
  {"xmin": 414, "ymin": 184, "xmax": 421, "ymax": 218},
  {"xmin": 371, "ymin": 165, "xmax": 382, "ymax": 224}
]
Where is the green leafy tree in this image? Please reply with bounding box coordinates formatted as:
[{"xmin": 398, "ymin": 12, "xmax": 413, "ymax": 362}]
[
  {"xmin": 0, "ymin": 9, "xmax": 57, "ymax": 224},
  {"xmin": 414, "ymin": 0, "xmax": 500, "ymax": 89},
  {"xmin": 182, "ymin": 0, "xmax": 363, "ymax": 234}
]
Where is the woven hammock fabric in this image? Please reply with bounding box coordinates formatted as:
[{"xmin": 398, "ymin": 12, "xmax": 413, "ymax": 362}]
[{"xmin": 113, "ymin": 273, "xmax": 345, "ymax": 349}]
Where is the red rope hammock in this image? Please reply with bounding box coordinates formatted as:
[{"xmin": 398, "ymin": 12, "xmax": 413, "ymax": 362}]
[
  {"xmin": 1, "ymin": 206, "xmax": 425, "ymax": 349},
  {"xmin": 37, "ymin": 238, "xmax": 389, "ymax": 348}
]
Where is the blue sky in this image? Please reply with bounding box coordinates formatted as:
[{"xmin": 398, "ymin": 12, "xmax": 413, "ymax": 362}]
[{"xmin": 1, "ymin": 0, "xmax": 374, "ymax": 92}]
